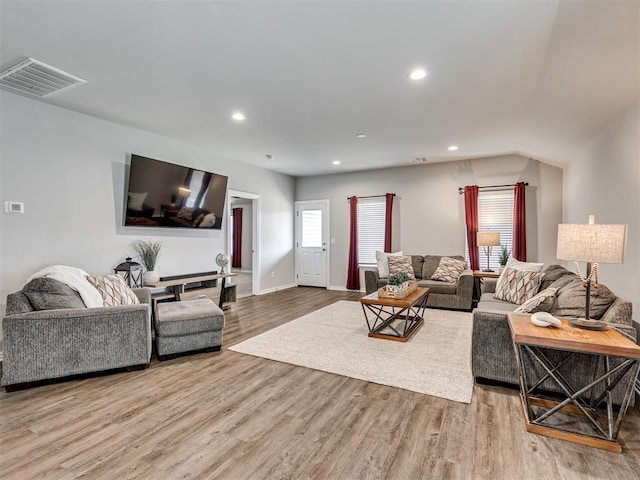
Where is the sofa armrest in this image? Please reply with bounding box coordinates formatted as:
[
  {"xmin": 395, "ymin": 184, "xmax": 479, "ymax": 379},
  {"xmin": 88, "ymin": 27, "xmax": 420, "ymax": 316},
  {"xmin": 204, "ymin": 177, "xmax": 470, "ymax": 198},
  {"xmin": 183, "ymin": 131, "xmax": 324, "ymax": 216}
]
[
  {"xmin": 364, "ymin": 270, "xmax": 380, "ymax": 294},
  {"xmin": 481, "ymin": 278, "xmax": 498, "ymax": 294},
  {"xmin": 457, "ymin": 270, "xmax": 474, "ymax": 297},
  {"xmin": 133, "ymin": 287, "xmax": 151, "ymax": 304}
]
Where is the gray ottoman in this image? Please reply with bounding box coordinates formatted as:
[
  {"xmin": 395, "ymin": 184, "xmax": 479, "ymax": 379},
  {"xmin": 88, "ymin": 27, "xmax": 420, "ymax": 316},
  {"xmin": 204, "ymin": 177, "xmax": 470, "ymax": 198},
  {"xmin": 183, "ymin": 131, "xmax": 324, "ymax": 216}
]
[{"xmin": 155, "ymin": 298, "xmax": 225, "ymax": 358}]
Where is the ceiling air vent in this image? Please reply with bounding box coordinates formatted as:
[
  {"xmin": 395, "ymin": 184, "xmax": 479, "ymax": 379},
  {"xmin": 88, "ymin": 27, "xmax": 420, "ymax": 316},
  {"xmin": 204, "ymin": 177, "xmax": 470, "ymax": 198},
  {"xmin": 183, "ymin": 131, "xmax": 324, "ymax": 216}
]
[
  {"xmin": 0, "ymin": 58, "xmax": 87, "ymax": 98},
  {"xmin": 409, "ymin": 157, "xmax": 429, "ymax": 164}
]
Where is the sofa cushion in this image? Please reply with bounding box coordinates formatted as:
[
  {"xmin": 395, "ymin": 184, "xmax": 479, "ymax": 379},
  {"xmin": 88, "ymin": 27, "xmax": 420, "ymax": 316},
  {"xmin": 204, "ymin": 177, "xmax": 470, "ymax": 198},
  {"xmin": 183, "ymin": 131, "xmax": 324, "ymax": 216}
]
[
  {"xmin": 388, "ymin": 255, "xmax": 416, "ymax": 280},
  {"xmin": 494, "ymin": 268, "xmax": 543, "ymax": 305},
  {"xmin": 156, "ymin": 299, "xmax": 225, "ymax": 336},
  {"xmin": 375, "ymin": 250, "xmax": 403, "ymax": 279},
  {"xmin": 513, "ymin": 287, "xmax": 558, "ymax": 313},
  {"xmin": 550, "ymin": 276, "xmax": 617, "ymax": 320},
  {"xmin": 87, "ymin": 274, "xmax": 140, "ymax": 307},
  {"xmin": 22, "ymin": 277, "xmax": 86, "ymax": 310},
  {"xmin": 411, "ymin": 255, "xmax": 425, "ymax": 280},
  {"xmin": 505, "ymin": 257, "xmax": 544, "ymax": 272},
  {"xmin": 431, "ymin": 256, "xmax": 467, "ymax": 283},
  {"xmin": 416, "ymin": 279, "xmax": 457, "ymax": 295}
]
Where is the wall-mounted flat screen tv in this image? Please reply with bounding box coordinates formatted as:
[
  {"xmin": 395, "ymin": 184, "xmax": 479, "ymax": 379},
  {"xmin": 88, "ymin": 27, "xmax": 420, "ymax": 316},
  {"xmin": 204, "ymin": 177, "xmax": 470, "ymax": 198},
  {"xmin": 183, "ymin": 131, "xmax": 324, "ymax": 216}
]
[{"xmin": 124, "ymin": 154, "xmax": 228, "ymax": 229}]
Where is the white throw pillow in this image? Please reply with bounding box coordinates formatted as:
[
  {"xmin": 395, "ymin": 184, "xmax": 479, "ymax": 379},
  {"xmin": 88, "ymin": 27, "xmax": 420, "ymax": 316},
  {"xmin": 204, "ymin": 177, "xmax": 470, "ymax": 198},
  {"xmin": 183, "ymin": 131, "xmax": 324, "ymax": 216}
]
[
  {"xmin": 513, "ymin": 287, "xmax": 559, "ymax": 313},
  {"xmin": 198, "ymin": 213, "xmax": 216, "ymax": 228},
  {"xmin": 375, "ymin": 251, "xmax": 403, "ymax": 279},
  {"xmin": 127, "ymin": 192, "xmax": 148, "ymax": 211},
  {"xmin": 505, "ymin": 256, "xmax": 544, "ymax": 272}
]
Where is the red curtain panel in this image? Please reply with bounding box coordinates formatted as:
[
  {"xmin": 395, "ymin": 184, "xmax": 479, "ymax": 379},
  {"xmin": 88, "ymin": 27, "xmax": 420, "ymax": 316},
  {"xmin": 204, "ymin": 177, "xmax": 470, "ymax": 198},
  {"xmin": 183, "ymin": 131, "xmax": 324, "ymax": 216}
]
[
  {"xmin": 232, "ymin": 207, "xmax": 243, "ymax": 269},
  {"xmin": 384, "ymin": 193, "xmax": 394, "ymax": 252},
  {"xmin": 513, "ymin": 182, "xmax": 527, "ymax": 261},
  {"xmin": 464, "ymin": 185, "xmax": 480, "ymax": 271},
  {"xmin": 346, "ymin": 196, "xmax": 360, "ymax": 290}
]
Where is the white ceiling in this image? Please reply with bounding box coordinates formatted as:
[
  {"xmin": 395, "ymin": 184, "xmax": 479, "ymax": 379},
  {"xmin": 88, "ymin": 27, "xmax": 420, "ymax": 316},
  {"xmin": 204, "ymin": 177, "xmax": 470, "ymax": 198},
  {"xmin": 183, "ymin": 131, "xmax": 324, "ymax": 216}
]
[{"xmin": 1, "ymin": 1, "xmax": 638, "ymax": 176}]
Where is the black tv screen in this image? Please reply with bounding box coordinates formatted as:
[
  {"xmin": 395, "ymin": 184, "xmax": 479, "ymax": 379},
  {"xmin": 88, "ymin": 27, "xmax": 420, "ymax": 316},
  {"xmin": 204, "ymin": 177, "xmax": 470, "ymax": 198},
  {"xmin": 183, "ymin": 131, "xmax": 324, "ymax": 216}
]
[{"xmin": 124, "ymin": 154, "xmax": 228, "ymax": 229}]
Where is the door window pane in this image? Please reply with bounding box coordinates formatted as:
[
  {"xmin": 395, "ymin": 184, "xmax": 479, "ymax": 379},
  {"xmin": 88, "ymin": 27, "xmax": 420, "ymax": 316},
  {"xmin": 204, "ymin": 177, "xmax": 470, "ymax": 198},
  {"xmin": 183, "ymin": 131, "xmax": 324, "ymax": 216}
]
[{"xmin": 301, "ymin": 210, "xmax": 322, "ymax": 247}]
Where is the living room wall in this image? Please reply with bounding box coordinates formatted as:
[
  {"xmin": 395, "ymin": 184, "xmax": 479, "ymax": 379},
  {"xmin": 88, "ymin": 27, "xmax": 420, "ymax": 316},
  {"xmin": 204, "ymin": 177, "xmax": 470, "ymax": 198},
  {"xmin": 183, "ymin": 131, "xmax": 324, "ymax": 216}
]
[
  {"xmin": 296, "ymin": 155, "xmax": 563, "ymax": 290},
  {"xmin": 564, "ymin": 100, "xmax": 639, "ymax": 318},
  {"xmin": 0, "ymin": 92, "xmax": 296, "ymax": 310}
]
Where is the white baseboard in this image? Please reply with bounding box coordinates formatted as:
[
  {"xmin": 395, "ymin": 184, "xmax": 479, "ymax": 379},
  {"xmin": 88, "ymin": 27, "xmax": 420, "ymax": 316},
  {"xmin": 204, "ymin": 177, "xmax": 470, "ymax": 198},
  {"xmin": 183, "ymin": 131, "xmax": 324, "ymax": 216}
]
[
  {"xmin": 258, "ymin": 283, "xmax": 297, "ymax": 295},
  {"xmin": 328, "ymin": 285, "xmax": 365, "ymax": 292}
]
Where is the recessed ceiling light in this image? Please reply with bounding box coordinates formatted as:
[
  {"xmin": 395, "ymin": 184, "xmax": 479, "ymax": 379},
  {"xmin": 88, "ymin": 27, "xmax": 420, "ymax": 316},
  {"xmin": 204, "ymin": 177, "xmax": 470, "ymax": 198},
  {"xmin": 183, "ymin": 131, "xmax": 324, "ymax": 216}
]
[
  {"xmin": 409, "ymin": 68, "xmax": 428, "ymax": 80},
  {"xmin": 356, "ymin": 133, "xmax": 367, "ymax": 138},
  {"xmin": 332, "ymin": 160, "xmax": 341, "ymax": 165},
  {"xmin": 448, "ymin": 145, "xmax": 459, "ymax": 151},
  {"xmin": 231, "ymin": 112, "xmax": 245, "ymax": 121}
]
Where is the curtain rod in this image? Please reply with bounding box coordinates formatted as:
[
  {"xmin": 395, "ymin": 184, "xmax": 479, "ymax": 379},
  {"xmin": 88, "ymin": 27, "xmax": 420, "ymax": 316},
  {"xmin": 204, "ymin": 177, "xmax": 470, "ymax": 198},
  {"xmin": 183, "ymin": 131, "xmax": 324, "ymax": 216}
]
[
  {"xmin": 457, "ymin": 182, "xmax": 528, "ymax": 195},
  {"xmin": 347, "ymin": 193, "xmax": 396, "ymax": 201}
]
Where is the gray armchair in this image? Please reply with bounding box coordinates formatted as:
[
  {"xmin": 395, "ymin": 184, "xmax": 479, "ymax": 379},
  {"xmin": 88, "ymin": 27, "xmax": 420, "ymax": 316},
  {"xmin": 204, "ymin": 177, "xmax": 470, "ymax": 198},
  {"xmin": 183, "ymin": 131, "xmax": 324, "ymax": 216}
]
[{"xmin": 2, "ymin": 288, "xmax": 152, "ymax": 389}]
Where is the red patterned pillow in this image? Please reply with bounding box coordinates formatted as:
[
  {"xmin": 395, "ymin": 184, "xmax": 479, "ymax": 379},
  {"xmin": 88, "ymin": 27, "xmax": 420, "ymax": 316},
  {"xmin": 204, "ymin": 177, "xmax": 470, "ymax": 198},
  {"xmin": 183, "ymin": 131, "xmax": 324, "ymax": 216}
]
[
  {"xmin": 87, "ymin": 274, "xmax": 140, "ymax": 307},
  {"xmin": 387, "ymin": 255, "xmax": 416, "ymax": 280},
  {"xmin": 431, "ymin": 256, "xmax": 467, "ymax": 283},
  {"xmin": 494, "ymin": 268, "xmax": 543, "ymax": 305}
]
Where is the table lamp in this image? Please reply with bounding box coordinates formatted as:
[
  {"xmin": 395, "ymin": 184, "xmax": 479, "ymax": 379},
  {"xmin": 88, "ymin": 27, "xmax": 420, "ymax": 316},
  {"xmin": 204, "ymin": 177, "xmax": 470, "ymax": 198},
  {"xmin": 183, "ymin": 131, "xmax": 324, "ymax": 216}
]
[
  {"xmin": 477, "ymin": 231, "xmax": 501, "ymax": 272},
  {"xmin": 557, "ymin": 215, "xmax": 627, "ymax": 328}
]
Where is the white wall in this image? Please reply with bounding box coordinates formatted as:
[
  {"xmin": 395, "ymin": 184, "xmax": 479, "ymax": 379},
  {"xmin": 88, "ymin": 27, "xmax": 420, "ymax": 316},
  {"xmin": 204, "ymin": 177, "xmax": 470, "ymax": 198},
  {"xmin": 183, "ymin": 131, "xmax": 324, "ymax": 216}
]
[
  {"xmin": 564, "ymin": 100, "xmax": 639, "ymax": 317},
  {"xmin": 0, "ymin": 92, "xmax": 295, "ymax": 306},
  {"xmin": 296, "ymin": 155, "xmax": 563, "ymax": 289}
]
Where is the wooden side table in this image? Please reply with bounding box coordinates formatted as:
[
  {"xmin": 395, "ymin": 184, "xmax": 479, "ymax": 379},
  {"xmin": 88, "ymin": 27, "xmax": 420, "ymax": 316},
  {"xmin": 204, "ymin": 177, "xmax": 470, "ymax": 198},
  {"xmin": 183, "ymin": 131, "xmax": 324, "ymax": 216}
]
[{"xmin": 508, "ymin": 313, "xmax": 640, "ymax": 452}]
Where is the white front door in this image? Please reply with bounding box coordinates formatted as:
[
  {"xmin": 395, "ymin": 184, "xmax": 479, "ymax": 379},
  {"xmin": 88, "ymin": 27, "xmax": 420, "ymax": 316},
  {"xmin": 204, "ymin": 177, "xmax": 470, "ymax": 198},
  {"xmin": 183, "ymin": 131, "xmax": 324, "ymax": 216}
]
[{"xmin": 295, "ymin": 200, "xmax": 329, "ymax": 287}]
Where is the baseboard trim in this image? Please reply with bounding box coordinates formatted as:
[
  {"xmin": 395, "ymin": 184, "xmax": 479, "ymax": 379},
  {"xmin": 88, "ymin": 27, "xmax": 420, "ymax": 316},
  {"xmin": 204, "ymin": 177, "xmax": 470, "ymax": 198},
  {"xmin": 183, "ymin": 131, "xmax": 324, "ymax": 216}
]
[
  {"xmin": 258, "ymin": 284, "xmax": 297, "ymax": 295},
  {"xmin": 328, "ymin": 285, "xmax": 365, "ymax": 293}
]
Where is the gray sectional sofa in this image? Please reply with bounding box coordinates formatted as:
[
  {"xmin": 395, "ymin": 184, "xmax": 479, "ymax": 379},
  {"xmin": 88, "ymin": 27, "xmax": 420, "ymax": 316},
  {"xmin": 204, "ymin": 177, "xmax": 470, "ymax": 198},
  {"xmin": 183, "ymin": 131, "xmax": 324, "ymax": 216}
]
[
  {"xmin": 472, "ymin": 265, "xmax": 636, "ymax": 404},
  {"xmin": 2, "ymin": 285, "xmax": 152, "ymax": 389},
  {"xmin": 365, "ymin": 255, "xmax": 474, "ymax": 311}
]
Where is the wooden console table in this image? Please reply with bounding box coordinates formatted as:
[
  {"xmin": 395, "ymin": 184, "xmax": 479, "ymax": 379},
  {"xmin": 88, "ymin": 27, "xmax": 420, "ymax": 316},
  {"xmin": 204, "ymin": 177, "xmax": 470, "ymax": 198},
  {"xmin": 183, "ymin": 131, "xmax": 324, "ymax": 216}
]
[
  {"xmin": 508, "ymin": 313, "xmax": 640, "ymax": 452},
  {"xmin": 146, "ymin": 272, "xmax": 237, "ymax": 310}
]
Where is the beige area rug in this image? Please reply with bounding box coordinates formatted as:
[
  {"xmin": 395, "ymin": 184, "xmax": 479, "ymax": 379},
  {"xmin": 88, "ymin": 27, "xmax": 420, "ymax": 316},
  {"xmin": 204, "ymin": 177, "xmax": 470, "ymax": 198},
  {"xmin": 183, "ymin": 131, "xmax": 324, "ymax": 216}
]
[{"xmin": 229, "ymin": 300, "xmax": 474, "ymax": 404}]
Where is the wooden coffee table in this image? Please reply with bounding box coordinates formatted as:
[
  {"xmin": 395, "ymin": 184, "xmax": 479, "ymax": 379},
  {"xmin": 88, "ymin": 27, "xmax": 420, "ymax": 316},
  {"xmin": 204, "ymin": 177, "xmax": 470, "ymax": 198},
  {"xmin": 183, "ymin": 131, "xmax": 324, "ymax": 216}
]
[{"xmin": 360, "ymin": 287, "xmax": 430, "ymax": 342}]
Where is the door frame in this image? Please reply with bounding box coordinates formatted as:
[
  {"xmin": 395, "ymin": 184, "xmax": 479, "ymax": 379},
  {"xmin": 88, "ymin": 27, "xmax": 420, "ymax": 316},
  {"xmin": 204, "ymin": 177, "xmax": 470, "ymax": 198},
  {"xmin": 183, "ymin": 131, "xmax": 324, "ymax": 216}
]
[
  {"xmin": 227, "ymin": 189, "xmax": 260, "ymax": 296},
  {"xmin": 295, "ymin": 199, "xmax": 330, "ymax": 288}
]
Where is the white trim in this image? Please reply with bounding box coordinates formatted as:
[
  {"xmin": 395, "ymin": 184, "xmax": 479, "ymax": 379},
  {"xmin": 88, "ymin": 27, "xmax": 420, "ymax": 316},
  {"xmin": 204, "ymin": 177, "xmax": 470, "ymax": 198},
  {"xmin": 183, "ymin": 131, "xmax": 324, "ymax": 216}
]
[
  {"xmin": 328, "ymin": 285, "xmax": 365, "ymax": 292},
  {"xmin": 258, "ymin": 284, "xmax": 297, "ymax": 295}
]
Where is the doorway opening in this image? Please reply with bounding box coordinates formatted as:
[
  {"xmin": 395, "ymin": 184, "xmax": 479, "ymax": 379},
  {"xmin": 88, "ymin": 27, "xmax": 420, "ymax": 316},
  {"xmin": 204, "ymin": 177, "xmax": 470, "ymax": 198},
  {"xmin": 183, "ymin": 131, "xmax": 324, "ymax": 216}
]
[{"xmin": 228, "ymin": 190, "xmax": 260, "ymax": 297}]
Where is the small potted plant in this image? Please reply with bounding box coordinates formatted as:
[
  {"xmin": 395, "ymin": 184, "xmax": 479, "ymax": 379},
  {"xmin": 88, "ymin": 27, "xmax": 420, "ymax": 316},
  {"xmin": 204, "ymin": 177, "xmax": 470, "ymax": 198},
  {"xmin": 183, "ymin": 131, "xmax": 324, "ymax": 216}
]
[
  {"xmin": 131, "ymin": 240, "xmax": 163, "ymax": 285},
  {"xmin": 498, "ymin": 244, "xmax": 510, "ymax": 273},
  {"xmin": 387, "ymin": 270, "xmax": 410, "ymax": 293}
]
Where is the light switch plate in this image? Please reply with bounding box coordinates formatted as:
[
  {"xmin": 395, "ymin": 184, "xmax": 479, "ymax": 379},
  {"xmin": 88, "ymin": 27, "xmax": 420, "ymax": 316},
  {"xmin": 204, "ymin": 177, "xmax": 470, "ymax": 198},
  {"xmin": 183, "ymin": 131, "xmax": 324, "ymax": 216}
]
[{"xmin": 5, "ymin": 201, "xmax": 25, "ymax": 214}]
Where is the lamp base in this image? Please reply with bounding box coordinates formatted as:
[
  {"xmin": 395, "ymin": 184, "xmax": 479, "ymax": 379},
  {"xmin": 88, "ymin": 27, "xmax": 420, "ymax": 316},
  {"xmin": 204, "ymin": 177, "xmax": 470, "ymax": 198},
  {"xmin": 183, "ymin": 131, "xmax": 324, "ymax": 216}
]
[
  {"xmin": 568, "ymin": 318, "xmax": 609, "ymax": 331},
  {"xmin": 482, "ymin": 268, "xmax": 495, "ymax": 273}
]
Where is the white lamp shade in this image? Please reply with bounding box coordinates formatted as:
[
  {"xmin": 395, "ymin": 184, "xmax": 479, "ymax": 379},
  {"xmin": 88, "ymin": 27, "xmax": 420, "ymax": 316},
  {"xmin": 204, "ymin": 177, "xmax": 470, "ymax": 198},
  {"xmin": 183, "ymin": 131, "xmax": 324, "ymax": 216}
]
[
  {"xmin": 557, "ymin": 223, "xmax": 627, "ymax": 263},
  {"xmin": 477, "ymin": 231, "xmax": 501, "ymax": 247}
]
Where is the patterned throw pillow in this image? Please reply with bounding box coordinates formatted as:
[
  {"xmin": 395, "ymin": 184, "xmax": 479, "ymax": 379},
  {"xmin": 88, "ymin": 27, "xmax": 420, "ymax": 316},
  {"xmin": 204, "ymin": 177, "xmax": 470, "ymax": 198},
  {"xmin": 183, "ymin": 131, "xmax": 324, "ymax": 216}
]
[
  {"xmin": 493, "ymin": 268, "xmax": 544, "ymax": 305},
  {"xmin": 513, "ymin": 287, "xmax": 558, "ymax": 313},
  {"xmin": 87, "ymin": 274, "xmax": 140, "ymax": 307},
  {"xmin": 387, "ymin": 255, "xmax": 416, "ymax": 280},
  {"xmin": 375, "ymin": 250, "xmax": 403, "ymax": 279},
  {"xmin": 430, "ymin": 256, "xmax": 467, "ymax": 283}
]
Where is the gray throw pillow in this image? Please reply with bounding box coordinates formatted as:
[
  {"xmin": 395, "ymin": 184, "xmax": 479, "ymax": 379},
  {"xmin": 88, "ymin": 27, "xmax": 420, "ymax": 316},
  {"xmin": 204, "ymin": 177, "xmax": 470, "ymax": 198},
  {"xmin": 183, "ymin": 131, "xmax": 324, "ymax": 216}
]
[
  {"xmin": 549, "ymin": 276, "xmax": 617, "ymax": 320},
  {"xmin": 22, "ymin": 278, "xmax": 87, "ymax": 310},
  {"xmin": 539, "ymin": 264, "xmax": 575, "ymax": 291}
]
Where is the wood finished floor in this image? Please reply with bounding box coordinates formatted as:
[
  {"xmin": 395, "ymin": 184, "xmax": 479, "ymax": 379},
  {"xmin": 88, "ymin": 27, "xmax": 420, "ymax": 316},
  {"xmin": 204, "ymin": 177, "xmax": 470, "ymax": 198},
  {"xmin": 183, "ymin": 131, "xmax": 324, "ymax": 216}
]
[{"xmin": 1, "ymin": 287, "xmax": 639, "ymax": 480}]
